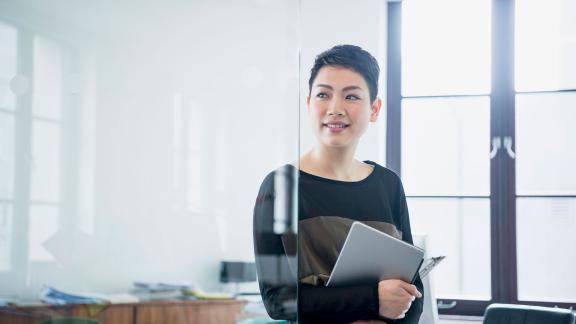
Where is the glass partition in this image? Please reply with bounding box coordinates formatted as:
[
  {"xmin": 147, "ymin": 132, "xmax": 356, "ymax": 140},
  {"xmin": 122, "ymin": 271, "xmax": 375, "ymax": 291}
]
[{"xmin": 0, "ymin": 1, "xmax": 299, "ymax": 323}]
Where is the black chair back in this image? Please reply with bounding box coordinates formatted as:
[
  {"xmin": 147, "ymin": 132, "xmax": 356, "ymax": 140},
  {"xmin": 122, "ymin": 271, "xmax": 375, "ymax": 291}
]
[{"xmin": 483, "ymin": 303, "xmax": 575, "ymax": 324}]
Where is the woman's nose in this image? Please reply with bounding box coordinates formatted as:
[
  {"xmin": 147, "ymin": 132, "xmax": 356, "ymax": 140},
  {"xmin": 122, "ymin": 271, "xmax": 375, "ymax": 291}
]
[{"xmin": 327, "ymin": 98, "xmax": 345, "ymax": 116}]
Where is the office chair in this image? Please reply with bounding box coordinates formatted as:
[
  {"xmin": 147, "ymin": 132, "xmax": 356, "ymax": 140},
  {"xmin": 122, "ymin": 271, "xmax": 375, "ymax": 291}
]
[
  {"xmin": 483, "ymin": 303, "xmax": 575, "ymax": 324},
  {"xmin": 39, "ymin": 317, "xmax": 100, "ymax": 324}
]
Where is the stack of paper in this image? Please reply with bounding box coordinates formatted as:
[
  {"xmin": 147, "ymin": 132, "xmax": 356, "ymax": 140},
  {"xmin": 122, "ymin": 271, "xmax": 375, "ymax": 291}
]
[
  {"xmin": 131, "ymin": 281, "xmax": 195, "ymax": 301},
  {"xmin": 131, "ymin": 281, "xmax": 234, "ymax": 301},
  {"xmin": 133, "ymin": 281, "xmax": 195, "ymax": 292},
  {"xmin": 39, "ymin": 286, "xmax": 107, "ymax": 305}
]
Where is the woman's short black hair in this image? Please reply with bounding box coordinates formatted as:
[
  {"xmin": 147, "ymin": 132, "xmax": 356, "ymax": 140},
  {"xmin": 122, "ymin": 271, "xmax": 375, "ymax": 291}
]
[{"xmin": 308, "ymin": 44, "xmax": 380, "ymax": 103}]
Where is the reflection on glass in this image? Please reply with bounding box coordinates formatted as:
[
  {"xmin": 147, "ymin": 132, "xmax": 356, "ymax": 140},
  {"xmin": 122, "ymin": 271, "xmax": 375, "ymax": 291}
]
[
  {"xmin": 0, "ymin": 112, "xmax": 15, "ymax": 198},
  {"xmin": 1, "ymin": 0, "xmax": 300, "ymax": 322},
  {"xmin": 253, "ymin": 165, "xmax": 298, "ymax": 321},
  {"xmin": 516, "ymin": 0, "xmax": 576, "ymax": 92},
  {"xmin": 33, "ymin": 36, "xmax": 63, "ymax": 120},
  {"xmin": 402, "ymin": 0, "xmax": 491, "ymax": 96},
  {"xmin": 402, "ymin": 97, "xmax": 490, "ymax": 196},
  {"xmin": 0, "ymin": 202, "xmax": 12, "ymax": 271},
  {"xmin": 0, "ymin": 22, "xmax": 17, "ymax": 110},
  {"xmin": 31, "ymin": 120, "xmax": 60, "ymax": 202},
  {"xmin": 516, "ymin": 92, "xmax": 576, "ymax": 195},
  {"xmin": 408, "ymin": 198, "xmax": 491, "ymax": 300},
  {"xmin": 517, "ymin": 198, "xmax": 576, "ymax": 302},
  {"xmin": 187, "ymin": 154, "xmax": 204, "ymax": 211},
  {"xmin": 29, "ymin": 204, "xmax": 59, "ymax": 262}
]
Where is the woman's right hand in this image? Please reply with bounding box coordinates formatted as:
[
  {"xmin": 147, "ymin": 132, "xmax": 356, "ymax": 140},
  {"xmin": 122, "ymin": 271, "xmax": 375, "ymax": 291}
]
[{"xmin": 377, "ymin": 279, "xmax": 422, "ymax": 319}]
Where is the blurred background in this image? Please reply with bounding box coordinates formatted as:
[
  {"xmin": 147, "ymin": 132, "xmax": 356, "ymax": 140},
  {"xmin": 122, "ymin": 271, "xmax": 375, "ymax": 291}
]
[{"xmin": 0, "ymin": 0, "xmax": 574, "ymax": 323}]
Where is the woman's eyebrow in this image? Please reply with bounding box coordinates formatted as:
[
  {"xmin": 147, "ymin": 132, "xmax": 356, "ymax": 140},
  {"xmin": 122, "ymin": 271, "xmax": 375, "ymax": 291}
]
[
  {"xmin": 315, "ymin": 84, "xmax": 333, "ymax": 90},
  {"xmin": 342, "ymin": 85, "xmax": 363, "ymax": 92},
  {"xmin": 315, "ymin": 84, "xmax": 364, "ymax": 92}
]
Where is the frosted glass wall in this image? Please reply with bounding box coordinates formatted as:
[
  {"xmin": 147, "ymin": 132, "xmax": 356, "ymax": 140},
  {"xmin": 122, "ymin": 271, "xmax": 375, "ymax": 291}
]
[{"xmin": 0, "ymin": 0, "xmax": 299, "ymax": 321}]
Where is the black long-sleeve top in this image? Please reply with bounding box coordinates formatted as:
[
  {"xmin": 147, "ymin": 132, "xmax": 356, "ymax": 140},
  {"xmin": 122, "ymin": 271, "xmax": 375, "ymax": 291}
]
[{"xmin": 253, "ymin": 161, "xmax": 423, "ymax": 324}]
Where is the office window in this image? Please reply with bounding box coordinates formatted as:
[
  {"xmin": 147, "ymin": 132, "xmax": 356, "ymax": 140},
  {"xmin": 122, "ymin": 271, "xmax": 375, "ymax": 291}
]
[
  {"xmin": 515, "ymin": 0, "xmax": 576, "ymax": 92},
  {"xmin": 516, "ymin": 197, "xmax": 576, "ymax": 302},
  {"xmin": 392, "ymin": 0, "xmax": 493, "ymax": 309},
  {"xmin": 402, "ymin": 97, "xmax": 491, "ymax": 300},
  {"xmin": 515, "ymin": 0, "xmax": 576, "ymax": 304},
  {"xmin": 408, "ymin": 198, "xmax": 491, "ymax": 299},
  {"xmin": 388, "ymin": 0, "xmax": 576, "ymax": 315},
  {"xmin": 402, "ymin": 0, "xmax": 491, "ymax": 96},
  {"xmin": 402, "ymin": 97, "xmax": 490, "ymax": 196},
  {"xmin": 515, "ymin": 93, "xmax": 576, "ymax": 195}
]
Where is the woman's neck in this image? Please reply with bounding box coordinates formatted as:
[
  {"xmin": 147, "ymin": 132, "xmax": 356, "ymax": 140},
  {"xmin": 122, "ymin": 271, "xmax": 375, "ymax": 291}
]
[{"xmin": 300, "ymin": 145, "xmax": 370, "ymax": 182}]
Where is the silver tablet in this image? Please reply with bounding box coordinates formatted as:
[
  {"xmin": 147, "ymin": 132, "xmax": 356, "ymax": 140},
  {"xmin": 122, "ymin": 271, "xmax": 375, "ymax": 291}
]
[{"xmin": 326, "ymin": 221, "xmax": 424, "ymax": 287}]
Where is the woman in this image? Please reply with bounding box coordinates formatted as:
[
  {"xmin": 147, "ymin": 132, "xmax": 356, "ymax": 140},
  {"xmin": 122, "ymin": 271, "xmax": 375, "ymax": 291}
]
[{"xmin": 253, "ymin": 45, "xmax": 423, "ymax": 324}]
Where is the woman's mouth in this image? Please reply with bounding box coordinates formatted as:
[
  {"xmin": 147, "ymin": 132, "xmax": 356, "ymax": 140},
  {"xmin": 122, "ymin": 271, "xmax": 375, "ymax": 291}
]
[{"xmin": 324, "ymin": 123, "xmax": 349, "ymax": 133}]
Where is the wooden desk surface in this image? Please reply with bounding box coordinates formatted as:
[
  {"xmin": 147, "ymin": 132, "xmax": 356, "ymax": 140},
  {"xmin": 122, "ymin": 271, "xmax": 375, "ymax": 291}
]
[{"xmin": 0, "ymin": 299, "xmax": 245, "ymax": 324}]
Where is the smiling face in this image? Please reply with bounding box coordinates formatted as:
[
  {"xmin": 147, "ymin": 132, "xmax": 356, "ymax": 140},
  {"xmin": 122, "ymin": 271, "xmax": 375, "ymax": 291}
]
[{"xmin": 307, "ymin": 65, "xmax": 381, "ymax": 149}]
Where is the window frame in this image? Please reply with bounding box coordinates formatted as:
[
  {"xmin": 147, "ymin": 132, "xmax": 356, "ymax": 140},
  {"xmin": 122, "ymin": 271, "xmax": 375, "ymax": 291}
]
[{"xmin": 387, "ymin": 0, "xmax": 576, "ymax": 316}]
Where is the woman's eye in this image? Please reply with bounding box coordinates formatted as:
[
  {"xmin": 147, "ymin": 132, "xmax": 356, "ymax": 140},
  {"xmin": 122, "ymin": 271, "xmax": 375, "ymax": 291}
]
[
  {"xmin": 346, "ymin": 94, "xmax": 360, "ymax": 100},
  {"xmin": 316, "ymin": 92, "xmax": 328, "ymax": 99}
]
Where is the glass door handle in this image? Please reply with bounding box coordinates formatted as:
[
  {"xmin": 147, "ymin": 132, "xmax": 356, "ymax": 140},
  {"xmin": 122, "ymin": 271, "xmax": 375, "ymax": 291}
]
[
  {"xmin": 490, "ymin": 136, "xmax": 501, "ymax": 159},
  {"xmin": 503, "ymin": 136, "xmax": 516, "ymax": 159}
]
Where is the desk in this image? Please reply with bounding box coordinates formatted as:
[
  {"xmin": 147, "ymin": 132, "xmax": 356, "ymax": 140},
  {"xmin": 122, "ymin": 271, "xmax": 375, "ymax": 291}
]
[{"xmin": 0, "ymin": 300, "xmax": 244, "ymax": 324}]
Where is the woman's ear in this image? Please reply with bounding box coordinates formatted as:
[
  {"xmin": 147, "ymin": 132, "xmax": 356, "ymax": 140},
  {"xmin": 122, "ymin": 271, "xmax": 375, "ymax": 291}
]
[
  {"xmin": 369, "ymin": 97, "xmax": 382, "ymax": 122},
  {"xmin": 306, "ymin": 95, "xmax": 311, "ymax": 111}
]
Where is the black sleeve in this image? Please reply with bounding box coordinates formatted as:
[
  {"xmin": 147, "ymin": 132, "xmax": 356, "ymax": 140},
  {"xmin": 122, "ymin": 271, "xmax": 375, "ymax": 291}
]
[
  {"xmin": 253, "ymin": 170, "xmax": 298, "ymax": 321},
  {"xmin": 393, "ymin": 176, "xmax": 424, "ymax": 324}
]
